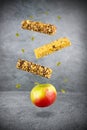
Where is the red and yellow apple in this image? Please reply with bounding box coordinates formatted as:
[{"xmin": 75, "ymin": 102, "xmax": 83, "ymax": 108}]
[{"xmin": 30, "ymin": 83, "xmax": 57, "ymax": 107}]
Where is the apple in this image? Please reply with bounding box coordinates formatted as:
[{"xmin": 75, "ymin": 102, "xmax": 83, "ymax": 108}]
[{"xmin": 30, "ymin": 83, "xmax": 57, "ymax": 107}]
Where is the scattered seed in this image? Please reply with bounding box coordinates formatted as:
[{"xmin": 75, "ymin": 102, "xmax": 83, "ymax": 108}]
[
  {"xmin": 21, "ymin": 48, "xmax": 25, "ymax": 53},
  {"xmin": 44, "ymin": 11, "xmax": 48, "ymax": 15},
  {"xmin": 64, "ymin": 78, "xmax": 68, "ymax": 83},
  {"xmin": 16, "ymin": 33, "xmax": 20, "ymax": 37},
  {"xmin": 29, "ymin": 16, "xmax": 33, "ymax": 19},
  {"xmin": 56, "ymin": 62, "xmax": 61, "ymax": 66},
  {"xmin": 57, "ymin": 16, "xmax": 61, "ymax": 20},
  {"xmin": 16, "ymin": 84, "xmax": 21, "ymax": 89},
  {"xmin": 61, "ymin": 89, "xmax": 66, "ymax": 93},
  {"xmin": 34, "ymin": 82, "xmax": 40, "ymax": 85},
  {"xmin": 31, "ymin": 37, "xmax": 35, "ymax": 41}
]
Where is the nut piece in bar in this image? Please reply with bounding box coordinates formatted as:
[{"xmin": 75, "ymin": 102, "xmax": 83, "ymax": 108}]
[
  {"xmin": 21, "ymin": 20, "xmax": 56, "ymax": 35},
  {"xmin": 16, "ymin": 59, "xmax": 52, "ymax": 79},
  {"xmin": 34, "ymin": 37, "xmax": 71, "ymax": 59}
]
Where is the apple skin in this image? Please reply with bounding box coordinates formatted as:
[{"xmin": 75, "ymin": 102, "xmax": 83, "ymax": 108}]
[{"xmin": 30, "ymin": 84, "xmax": 57, "ymax": 107}]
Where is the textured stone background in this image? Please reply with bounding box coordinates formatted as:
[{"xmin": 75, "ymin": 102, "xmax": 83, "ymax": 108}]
[{"xmin": 0, "ymin": 0, "xmax": 87, "ymax": 130}]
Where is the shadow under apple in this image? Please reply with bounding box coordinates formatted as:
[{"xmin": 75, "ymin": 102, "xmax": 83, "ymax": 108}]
[{"xmin": 35, "ymin": 111, "xmax": 56, "ymax": 118}]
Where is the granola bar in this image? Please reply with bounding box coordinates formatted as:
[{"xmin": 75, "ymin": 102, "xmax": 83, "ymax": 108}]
[
  {"xmin": 34, "ymin": 37, "xmax": 71, "ymax": 58},
  {"xmin": 21, "ymin": 20, "xmax": 56, "ymax": 35},
  {"xmin": 16, "ymin": 59, "xmax": 52, "ymax": 78}
]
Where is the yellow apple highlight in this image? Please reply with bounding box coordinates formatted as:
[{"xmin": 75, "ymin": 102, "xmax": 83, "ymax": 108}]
[{"xmin": 30, "ymin": 83, "xmax": 57, "ymax": 107}]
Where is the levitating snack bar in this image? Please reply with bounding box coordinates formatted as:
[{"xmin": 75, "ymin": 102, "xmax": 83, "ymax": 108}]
[
  {"xmin": 21, "ymin": 20, "xmax": 56, "ymax": 35},
  {"xmin": 16, "ymin": 59, "xmax": 52, "ymax": 78},
  {"xmin": 34, "ymin": 37, "xmax": 71, "ymax": 59}
]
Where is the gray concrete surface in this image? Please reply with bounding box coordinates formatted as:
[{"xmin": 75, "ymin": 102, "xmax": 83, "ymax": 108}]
[
  {"xmin": 0, "ymin": 0, "xmax": 87, "ymax": 130},
  {"xmin": 0, "ymin": 92, "xmax": 87, "ymax": 130}
]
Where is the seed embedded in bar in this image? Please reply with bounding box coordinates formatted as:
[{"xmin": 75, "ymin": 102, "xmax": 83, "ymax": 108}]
[
  {"xmin": 21, "ymin": 20, "xmax": 56, "ymax": 35},
  {"xmin": 16, "ymin": 59, "xmax": 52, "ymax": 78},
  {"xmin": 34, "ymin": 37, "xmax": 71, "ymax": 59}
]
